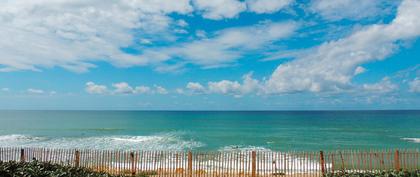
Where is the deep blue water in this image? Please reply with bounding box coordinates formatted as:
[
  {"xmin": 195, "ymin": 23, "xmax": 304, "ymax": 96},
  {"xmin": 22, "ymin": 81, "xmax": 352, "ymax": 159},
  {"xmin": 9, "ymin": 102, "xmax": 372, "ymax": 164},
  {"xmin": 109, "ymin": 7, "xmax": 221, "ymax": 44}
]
[{"xmin": 0, "ymin": 110, "xmax": 419, "ymax": 151}]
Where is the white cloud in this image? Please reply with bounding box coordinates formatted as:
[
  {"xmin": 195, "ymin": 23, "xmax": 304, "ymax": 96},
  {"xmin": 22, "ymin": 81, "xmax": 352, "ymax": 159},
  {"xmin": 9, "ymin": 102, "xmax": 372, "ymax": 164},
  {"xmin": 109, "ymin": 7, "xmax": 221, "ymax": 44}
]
[
  {"xmin": 176, "ymin": 19, "xmax": 189, "ymax": 27},
  {"xmin": 135, "ymin": 86, "xmax": 151, "ymax": 94},
  {"xmin": 193, "ymin": 0, "xmax": 246, "ymax": 20},
  {"xmin": 246, "ymin": 0, "xmax": 292, "ymax": 14},
  {"xmin": 144, "ymin": 21, "xmax": 297, "ymax": 68},
  {"xmin": 208, "ymin": 80, "xmax": 241, "ymax": 94},
  {"xmin": 240, "ymin": 73, "xmax": 260, "ymax": 94},
  {"xmin": 139, "ymin": 39, "xmax": 152, "ymax": 45},
  {"xmin": 112, "ymin": 82, "xmax": 152, "ymax": 94},
  {"xmin": 155, "ymin": 86, "xmax": 168, "ymax": 94},
  {"xmin": 1, "ymin": 88, "xmax": 9, "ymax": 92},
  {"xmin": 175, "ymin": 88, "xmax": 185, "ymax": 94},
  {"xmin": 193, "ymin": 0, "xmax": 291, "ymax": 20},
  {"xmin": 188, "ymin": 72, "xmax": 260, "ymax": 96},
  {"xmin": 265, "ymin": 0, "xmax": 420, "ymax": 94},
  {"xmin": 0, "ymin": 0, "xmax": 294, "ymax": 73},
  {"xmin": 186, "ymin": 82, "xmax": 206, "ymax": 93},
  {"xmin": 354, "ymin": 66, "xmax": 367, "ymax": 75},
  {"xmin": 362, "ymin": 77, "xmax": 398, "ymax": 93},
  {"xmin": 85, "ymin": 82, "xmax": 107, "ymax": 94},
  {"xmin": 310, "ymin": 0, "xmax": 395, "ymax": 21},
  {"xmin": 112, "ymin": 82, "xmax": 134, "ymax": 94},
  {"xmin": 409, "ymin": 77, "xmax": 420, "ymax": 92},
  {"xmin": 27, "ymin": 88, "xmax": 45, "ymax": 94},
  {"xmin": 0, "ymin": 0, "xmax": 192, "ymax": 72},
  {"xmin": 195, "ymin": 30, "xmax": 207, "ymax": 38},
  {"xmin": 86, "ymin": 82, "xmax": 166, "ymax": 95}
]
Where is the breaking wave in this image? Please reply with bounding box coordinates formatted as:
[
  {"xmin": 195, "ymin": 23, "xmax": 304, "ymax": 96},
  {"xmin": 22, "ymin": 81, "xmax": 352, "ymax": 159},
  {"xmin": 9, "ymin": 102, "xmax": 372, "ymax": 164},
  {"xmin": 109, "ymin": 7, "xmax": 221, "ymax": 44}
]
[
  {"xmin": 0, "ymin": 132, "xmax": 204, "ymax": 151},
  {"xmin": 0, "ymin": 134, "xmax": 47, "ymax": 143},
  {"xmin": 401, "ymin": 137, "xmax": 420, "ymax": 143},
  {"xmin": 219, "ymin": 145, "xmax": 271, "ymax": 152},
  {"xmin": 0, "ymin": 136, "xmax": 330, "ymax": 173}
]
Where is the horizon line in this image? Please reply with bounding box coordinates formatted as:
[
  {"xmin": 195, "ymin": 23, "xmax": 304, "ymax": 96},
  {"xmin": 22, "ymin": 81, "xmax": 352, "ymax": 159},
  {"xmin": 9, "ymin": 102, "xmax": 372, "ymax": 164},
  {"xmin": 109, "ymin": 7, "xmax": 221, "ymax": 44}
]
[{"xmin": 1, "ymin": 109, "xmax": 419, "ymax": 112}]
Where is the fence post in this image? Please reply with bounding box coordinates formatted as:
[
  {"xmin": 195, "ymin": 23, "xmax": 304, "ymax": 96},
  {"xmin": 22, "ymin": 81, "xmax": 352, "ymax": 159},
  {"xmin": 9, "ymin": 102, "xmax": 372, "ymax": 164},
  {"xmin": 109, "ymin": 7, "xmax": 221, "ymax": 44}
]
[
  {"xmin": 331, "ymin": 153, "xmax": 334, "ymax": 174},
  {"xmin": 394, "ymin": 149, "xmax": 400, "ymax": 171},
  {"xmin": 339, "ymin": 151, "xmax": 345, "ymax": 171},
  {"xmin": 320, "ymin": 151, "xmax": 325, "ymax": 176},
  {"xmin": 188, "ymin": 151, "xmax": 193, "ymax": 177},
  {"xmin": 20, "ymin": 148, "xmax": 25, "ymax": 162},
  {"xmin": 188, "ymin": 151, "xmax": 192, "ymax": 177},
  {"xmin": 252, "ymin": 151, "xmax": 256, "ymax": 177},
  {"xmin": 130, "ymin": 152, "xmax": 136, "ymax": 176},
  {"xmin": 74, "ymin": 150, "xmax": 80, "ymax": 167}
]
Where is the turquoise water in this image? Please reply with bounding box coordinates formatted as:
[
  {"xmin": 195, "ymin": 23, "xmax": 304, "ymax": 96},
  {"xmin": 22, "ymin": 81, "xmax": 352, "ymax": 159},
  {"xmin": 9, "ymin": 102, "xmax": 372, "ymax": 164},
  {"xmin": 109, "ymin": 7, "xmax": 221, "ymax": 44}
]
[{"xmin": 0, "ymin": 111, "xmax": 419, "ymax": 151}]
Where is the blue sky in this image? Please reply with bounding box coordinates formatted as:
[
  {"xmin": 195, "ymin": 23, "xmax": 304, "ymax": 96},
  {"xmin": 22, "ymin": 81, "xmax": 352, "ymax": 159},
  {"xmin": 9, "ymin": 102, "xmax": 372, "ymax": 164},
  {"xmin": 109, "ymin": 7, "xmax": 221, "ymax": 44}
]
[{"xmin": 0, "ymin": 0, "xmax": 419, "ymax": 110}]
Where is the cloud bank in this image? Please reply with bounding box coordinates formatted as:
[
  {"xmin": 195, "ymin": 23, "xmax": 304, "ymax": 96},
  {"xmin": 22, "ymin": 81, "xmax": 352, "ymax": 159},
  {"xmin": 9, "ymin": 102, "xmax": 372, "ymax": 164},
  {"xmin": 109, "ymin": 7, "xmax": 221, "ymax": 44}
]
[
  {"xmin": 265, "ymin": 0, "xmax": 420, "ymax": 94},
  {"xmin": 0, "ymin": 0, "xmax": 293, "ymax": 73}
]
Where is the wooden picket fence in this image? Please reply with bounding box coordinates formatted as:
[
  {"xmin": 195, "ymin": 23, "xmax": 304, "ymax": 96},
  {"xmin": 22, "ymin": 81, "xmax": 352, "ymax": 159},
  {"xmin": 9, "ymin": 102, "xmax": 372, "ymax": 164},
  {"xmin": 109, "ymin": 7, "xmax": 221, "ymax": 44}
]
[{"xmin": 0, "ymin": 148, "xmax": 419, "ymax": 177}]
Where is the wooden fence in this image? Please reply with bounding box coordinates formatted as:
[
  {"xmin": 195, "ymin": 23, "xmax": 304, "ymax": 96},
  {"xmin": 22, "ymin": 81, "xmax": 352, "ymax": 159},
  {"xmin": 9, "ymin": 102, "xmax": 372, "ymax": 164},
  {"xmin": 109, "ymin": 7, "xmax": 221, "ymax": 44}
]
[{"xmin": 0, "ymin": 148, "xmax": 419, "ymax": 177}]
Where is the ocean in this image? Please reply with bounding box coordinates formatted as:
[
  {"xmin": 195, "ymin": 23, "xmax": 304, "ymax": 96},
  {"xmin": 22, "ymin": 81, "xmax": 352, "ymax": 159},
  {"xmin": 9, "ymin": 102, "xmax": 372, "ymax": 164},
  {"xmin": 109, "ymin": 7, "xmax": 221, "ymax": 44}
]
[{"xmin": 0, "ymin": 110, "xmax": 419, "ymax": 151}]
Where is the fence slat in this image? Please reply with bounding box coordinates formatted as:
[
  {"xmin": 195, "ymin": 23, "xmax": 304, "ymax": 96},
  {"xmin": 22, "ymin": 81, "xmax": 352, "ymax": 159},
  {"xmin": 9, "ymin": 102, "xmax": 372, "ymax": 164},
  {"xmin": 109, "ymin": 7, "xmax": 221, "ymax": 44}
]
[
  {"xmin": 1, "ymin": 147, "xmax": 419, "ymax": 176},
  {"xmin": 395, "ymin": 149, "xmax": 400, "ymax": 171}
]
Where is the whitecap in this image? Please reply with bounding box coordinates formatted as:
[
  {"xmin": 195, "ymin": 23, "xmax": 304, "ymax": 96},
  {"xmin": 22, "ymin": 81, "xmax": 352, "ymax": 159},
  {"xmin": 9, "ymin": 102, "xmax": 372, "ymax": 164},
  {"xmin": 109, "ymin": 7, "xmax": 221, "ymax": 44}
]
[
  {"xmin": 219, "ymin": 145, "xmax": 271, "ymax": 152},
  {"xmin": 401, "ymin": 137, "xmax": 420, "ymax": 143},
  {"xmin": 111, "ymin": 135, "xmax": 164, "ymax": 143},
  {"xmin": 0, "ymin": 134, "xmax": 46, "ymax": 145}
]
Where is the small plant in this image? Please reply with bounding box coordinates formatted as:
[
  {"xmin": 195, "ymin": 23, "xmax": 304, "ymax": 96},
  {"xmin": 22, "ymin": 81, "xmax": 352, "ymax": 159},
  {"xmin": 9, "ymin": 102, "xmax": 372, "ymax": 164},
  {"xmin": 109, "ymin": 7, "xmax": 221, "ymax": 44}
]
[
  {"xmin": 323, "ymin": 169, "xmax": 420, "ymax": 177},
  {"xmin": 0, "ymin": 160, "xmax": 150, "ymax": 177}
]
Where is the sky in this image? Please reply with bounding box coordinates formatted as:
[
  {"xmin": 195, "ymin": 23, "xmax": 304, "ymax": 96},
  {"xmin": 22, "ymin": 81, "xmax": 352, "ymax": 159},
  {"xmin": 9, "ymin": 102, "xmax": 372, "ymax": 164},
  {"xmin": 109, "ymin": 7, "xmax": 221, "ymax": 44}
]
[{"xmin": 0, "ymin": 0, "xmax": 419, "ymax": 110}]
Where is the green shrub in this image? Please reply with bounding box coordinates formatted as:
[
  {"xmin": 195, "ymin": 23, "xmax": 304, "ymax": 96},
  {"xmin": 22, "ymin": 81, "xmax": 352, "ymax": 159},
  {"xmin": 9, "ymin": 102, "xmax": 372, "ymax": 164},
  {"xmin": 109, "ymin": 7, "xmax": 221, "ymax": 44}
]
[
  {"xmin": 324, "ymin": 170, "xmax": 420, "ymax": 177},
  {"xmin": 0, "ymin": 160, "xmax": 148, "ymax": 177}
]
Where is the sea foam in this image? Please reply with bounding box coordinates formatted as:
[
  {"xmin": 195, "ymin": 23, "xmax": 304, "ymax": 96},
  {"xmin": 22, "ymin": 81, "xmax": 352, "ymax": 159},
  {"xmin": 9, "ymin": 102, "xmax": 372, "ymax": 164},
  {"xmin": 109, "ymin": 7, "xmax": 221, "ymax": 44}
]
[
  {"xmin": 401, "ymin": 137, "xmax": 420, "ymax": 143},
  {"xmin": 0, "ymin": 132, "xmax": 204, "ymax": 151},
  {"xmin": 0, "ymin": 135, "xmax": 328, "ymax": 174},
  {"xmin": 0, "ymin": 134, "xmax": 46, "ymax": 143}
]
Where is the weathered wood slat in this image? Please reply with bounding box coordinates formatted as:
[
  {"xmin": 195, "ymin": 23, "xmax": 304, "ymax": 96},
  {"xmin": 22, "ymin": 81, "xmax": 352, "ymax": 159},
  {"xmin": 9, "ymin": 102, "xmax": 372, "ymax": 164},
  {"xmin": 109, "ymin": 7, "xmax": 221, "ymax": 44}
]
[{"xmin": 0, "ymin": 147, "xmax": 418, "ymax": 177}]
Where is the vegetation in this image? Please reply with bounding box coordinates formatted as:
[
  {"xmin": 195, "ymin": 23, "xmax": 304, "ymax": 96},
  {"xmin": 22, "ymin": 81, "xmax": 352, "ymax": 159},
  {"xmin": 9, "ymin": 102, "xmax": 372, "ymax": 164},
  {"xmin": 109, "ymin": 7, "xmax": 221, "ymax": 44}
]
[
  {"xmin": 324, "ymin": 170, "xmax": 420, "ymax": 177},
  {"xmin": 0, "ymin": 160, "xmax": 148, "ymax": 177}
]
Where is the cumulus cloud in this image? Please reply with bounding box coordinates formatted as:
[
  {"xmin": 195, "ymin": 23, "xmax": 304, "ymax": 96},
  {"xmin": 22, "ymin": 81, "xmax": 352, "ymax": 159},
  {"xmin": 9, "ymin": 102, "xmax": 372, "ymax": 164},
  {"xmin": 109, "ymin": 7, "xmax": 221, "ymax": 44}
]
[
  {"xmin": 155, "ymin": 86, "xmax": 168, "ymax": 94},
  {"xmin": 87, "ymin": 82, "xmax": 164, "ymax": 95},
  {"xmin": 409, "ymin": 77, "xmax": 420, "ymax": 92},
  {"xmin": 27, "ymin": 88, "xmax": 45, "ymax": 94},
  {"xmin": 186, "ymin": 82, "xmax": 206, "ymax": 93},
  {"xmin": 208, "ymin": 73, "xmax": 260, "ymax": 96},
  {"xmin": 310, "ymin": 0, "xmax": 396, "ymax": 21},
  {"xmin": 265, "ymin": 0, "xmax": 420, "ymax": 94},
  {"xmin": 1, "ymin": 88, "xmax": 9, "ymax": 92},
  {"xmin": 85, "ymin": 82, "xmax": 108, "ymax": 94},
  {"xmin": 246, "ymin": 0, "xmax": 292, "ymax": 14},
  {"xmin": 112, "ymin": 82, "xmax": 134, "ymax": 94},
  {"xmin": 208, "ymin": 80, "xmax": 241, "ymax": 94},
  {"xmin": 183, "ymin": 73, "xmax": 260, "ymax": 96}
]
